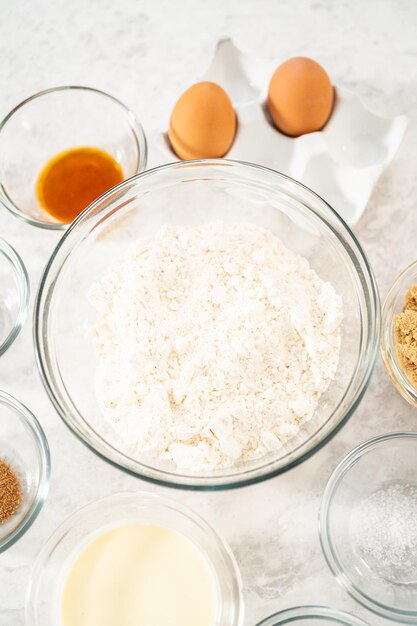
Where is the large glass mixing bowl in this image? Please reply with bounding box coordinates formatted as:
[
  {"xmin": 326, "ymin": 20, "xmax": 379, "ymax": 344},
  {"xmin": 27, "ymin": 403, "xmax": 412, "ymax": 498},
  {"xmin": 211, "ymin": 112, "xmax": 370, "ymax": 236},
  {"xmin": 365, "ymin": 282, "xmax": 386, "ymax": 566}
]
[{"xmin": 34, "ymin": 160, "xmax": 380, "ymax": 489}]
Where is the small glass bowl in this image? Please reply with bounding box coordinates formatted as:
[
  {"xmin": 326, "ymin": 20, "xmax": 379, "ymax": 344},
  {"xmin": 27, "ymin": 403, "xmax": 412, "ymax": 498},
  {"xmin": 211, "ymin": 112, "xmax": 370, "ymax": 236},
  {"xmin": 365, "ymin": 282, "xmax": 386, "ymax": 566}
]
[
  {"xmin": 0, "ymin": 86, "xmax": 148, "ymax": 229},
  {"xmin": 0, "ymin": 390, "xmax": 50, "ymax": 552},
  {"xmin": 255, "ymin": 606, "xmax": 370, "ymax": 626},
  {"xmin": 26, "ymin": 491, "xmax": 243, "ymax": 626},
  {"xmin": 319, "ymin": 432, "xmax": 417, "ymax": 623},
  {"xmin": 0, "ymin": 238, "xmax": 30, "ymax": 355},
  {"xmin": 381, "ymin": 259, "xmax": 417, "ymax": 407}
]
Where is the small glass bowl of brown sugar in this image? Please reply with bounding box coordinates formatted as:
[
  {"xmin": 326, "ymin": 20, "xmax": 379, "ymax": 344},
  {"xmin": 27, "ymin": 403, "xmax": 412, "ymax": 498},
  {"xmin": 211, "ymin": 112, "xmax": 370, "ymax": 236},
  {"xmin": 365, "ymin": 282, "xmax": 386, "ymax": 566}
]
[
  {"xmin": 381, "ymin": 259, "xmax": 417, "ymax": 407},
  {"xmin": 0, "ymin": 390, "xmax": 50, "ymax": 552},
  {"xmin": 0, "ymin": 86, "xmax": 147, "ymax": 229}
]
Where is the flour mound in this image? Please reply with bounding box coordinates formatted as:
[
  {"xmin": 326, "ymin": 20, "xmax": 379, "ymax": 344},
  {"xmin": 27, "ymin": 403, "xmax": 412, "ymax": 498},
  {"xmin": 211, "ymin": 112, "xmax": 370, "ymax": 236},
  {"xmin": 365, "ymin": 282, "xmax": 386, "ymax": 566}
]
[{"xmin": 89, "ymin": 222, "xmax": 342, "ymax": 471}]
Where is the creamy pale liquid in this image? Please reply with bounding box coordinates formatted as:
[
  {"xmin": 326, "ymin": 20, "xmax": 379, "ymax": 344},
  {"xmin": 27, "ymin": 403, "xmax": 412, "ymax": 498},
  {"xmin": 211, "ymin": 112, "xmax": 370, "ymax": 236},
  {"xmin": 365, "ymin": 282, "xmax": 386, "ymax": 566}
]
[{"xmin": 61, "ymin": 524, "xmax": 217, "ymax": 626}]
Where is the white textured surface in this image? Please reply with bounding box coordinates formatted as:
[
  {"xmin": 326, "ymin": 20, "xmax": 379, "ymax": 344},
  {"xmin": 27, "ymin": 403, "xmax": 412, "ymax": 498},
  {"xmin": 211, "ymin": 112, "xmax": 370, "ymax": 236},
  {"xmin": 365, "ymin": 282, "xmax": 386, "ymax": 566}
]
[{"xmin": 1, "ymin": 1, "xmax": 417, "ymax": 624}]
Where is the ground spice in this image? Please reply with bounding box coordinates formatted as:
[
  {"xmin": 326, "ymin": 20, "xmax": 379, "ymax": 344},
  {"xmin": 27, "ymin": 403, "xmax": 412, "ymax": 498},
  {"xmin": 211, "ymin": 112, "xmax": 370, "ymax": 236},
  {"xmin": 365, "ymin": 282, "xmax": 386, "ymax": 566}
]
[
  {"xmin": 394, "ymin": 284, "xmax": 417, "ymax": 387},
  {"xmin": 0, "ymin": 459, "xmax": 22, "ymax": 523}
]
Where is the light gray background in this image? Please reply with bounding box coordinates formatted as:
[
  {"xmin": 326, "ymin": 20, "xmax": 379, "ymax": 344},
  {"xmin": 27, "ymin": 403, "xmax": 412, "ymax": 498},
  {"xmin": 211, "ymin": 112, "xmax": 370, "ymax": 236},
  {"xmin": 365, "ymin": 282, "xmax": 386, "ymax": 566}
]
[{"xmin": 1, "ymin": 1, "xmax": 417, "ymax": 624}]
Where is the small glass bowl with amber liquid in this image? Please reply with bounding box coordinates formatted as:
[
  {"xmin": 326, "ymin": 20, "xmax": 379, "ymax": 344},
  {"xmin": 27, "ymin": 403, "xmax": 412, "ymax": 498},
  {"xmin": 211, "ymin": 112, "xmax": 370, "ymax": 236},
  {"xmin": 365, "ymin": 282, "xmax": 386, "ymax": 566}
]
[{"xmin": 0, "ymin": 86, "xmax": 147, "ymax": 229}]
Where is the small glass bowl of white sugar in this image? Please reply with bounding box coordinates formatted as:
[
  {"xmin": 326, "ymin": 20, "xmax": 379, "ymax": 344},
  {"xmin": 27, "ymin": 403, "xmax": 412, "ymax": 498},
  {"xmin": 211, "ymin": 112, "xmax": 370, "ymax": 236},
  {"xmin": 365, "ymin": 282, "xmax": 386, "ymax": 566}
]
[{"xmin": 319, "ymin": 432, "xmax": 417, "ymax": 623}]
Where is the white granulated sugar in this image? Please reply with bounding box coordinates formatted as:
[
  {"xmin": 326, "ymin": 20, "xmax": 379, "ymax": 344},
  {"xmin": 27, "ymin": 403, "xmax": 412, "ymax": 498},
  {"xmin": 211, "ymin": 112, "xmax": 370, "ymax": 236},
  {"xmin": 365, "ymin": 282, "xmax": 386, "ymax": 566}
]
[
  {"xmin": 89, "ymin": 222, "xmax": 342, "ymax": 471},
  {"xmin": 351, "ymin": 483, "xmax": 417, "ymax": 583}
]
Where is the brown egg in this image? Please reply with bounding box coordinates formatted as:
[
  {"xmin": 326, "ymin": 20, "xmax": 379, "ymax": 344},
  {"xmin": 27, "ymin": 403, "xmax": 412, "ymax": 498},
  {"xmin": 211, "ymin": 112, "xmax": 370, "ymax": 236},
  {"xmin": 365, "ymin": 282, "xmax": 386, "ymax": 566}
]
[
  {"xmin": 168, "ymin": 81, "xmax": 236, "ymax": 160},
  {"xmin": 267, "ymin": 57, "xmax": 334, "ymax": 137}
]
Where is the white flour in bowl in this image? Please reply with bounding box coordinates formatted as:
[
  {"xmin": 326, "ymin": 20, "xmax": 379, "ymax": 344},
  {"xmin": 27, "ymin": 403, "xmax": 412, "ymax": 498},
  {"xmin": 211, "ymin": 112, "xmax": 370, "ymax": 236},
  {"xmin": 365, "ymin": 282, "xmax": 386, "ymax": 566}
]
[{"xmin": 89, "ymin": 222, "xmax": 342, "ymax": 471}]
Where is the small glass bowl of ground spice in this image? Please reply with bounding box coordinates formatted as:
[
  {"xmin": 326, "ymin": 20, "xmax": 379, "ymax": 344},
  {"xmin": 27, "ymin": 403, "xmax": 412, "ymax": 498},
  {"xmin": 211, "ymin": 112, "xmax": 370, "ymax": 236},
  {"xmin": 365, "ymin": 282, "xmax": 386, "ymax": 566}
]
[
  {"xmin": 0, "ymin": 86, "xmax": 147, "ymax": 229},
  {"xmin": 0, "ymin": 390, "xmax": 50, "ymax": 552},
  {"xmin": 381, "ymin": 259, "xmax": 417, "ymax": 406}
]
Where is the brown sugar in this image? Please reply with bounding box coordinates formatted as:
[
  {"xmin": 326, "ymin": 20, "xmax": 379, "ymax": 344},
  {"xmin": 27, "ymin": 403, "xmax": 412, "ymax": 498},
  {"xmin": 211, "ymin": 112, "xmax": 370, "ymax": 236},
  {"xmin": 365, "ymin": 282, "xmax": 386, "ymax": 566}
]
[
  {"xmin": 404, "ymin": 284, "xmax": 417, "ymax": 311},
  {"xmin": 394, "ymin": 284, "xmax": 417, "ymax": 388},
  {"xmin": 0, "ymin": 459, "xmax": 22, "ymax": 523}
]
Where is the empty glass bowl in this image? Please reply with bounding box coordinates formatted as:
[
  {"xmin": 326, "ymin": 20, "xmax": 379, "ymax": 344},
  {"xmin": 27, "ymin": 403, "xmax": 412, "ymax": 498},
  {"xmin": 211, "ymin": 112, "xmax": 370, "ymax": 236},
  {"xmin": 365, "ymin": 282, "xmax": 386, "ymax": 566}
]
[
  {"xmin": 0, "ymin": 238, "xmax": 29, "ymax": 356},
  {"xmin": 26, "ymin": 491, "xmax": 243, "ymax": 626},
  {"xmin": 319, "ymin": 432, "xmax": 417, "ymax": 623},
  {"xmin": 34, "ymin": 160, "xmax": 380, "ymax": 489},
  {"xmin": 0, "ymin": 86, "xmax": 147, "ymax": 229},
  {"xmin": 255, "ymin": 606, "xmax": 370, "ymax": 626},
  {"xmin": 0, "ymin": 390, "xmax": 50, "ymax": 552},
  {"xmin": 381, "ymin": 259, "xmax": 417, "ymax": 407}
]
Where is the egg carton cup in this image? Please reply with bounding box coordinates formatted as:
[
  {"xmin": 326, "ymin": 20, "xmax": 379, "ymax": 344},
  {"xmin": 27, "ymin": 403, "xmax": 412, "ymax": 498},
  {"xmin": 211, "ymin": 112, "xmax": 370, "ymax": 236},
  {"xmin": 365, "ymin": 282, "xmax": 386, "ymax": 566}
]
[{"xmin": 148, "ymin": 38, "xmax": 408, "ymax": 225}]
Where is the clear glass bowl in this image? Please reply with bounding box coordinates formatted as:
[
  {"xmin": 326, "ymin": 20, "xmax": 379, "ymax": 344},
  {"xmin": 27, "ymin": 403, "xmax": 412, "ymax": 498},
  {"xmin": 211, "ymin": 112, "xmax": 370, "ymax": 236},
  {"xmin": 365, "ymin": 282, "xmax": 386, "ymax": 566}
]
[
  {"xmin": 34, "ymin": 159, "xmax": 380, "ymax": 489},
  {"xmin": 255, "ymin": 606, "xmax": 370, "ymax": 626},
  {"xmin": 0, "ymin": 238, "xmax": 30, "ymax": 355},
  {"xmin": 0, "ymin": 86, "xmax": 147, "ymax": 229},
  {"xmin": 381, "ymin": 259, "xmax": 417, "ymax": 407},
  {"xmin": 319, "ymin": 432, "xmax": 417, "ymax": 623},
  {"xmin": 0, "ymin": 390, "xmax": 50, "ymax": 552},
  {"xmin": 26, "ymin": 491, "xmax": 243, "ymax": 626}
]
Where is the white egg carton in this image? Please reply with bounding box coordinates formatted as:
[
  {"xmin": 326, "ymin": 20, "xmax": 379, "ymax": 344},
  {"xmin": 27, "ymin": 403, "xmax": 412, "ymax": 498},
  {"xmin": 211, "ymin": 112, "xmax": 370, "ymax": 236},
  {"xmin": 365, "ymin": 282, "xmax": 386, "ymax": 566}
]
[{"xmin": 148, "ymin": 38, "xmax": 408, "ymax": 225}]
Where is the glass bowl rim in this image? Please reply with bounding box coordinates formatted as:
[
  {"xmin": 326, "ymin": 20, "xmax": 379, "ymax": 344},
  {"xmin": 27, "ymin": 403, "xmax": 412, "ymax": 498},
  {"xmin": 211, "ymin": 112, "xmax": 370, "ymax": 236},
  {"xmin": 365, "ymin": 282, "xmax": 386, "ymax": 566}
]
[
  {"xmin": 319, "ymin": 431, "xmax": 417, "ymax": 623},
  {"xmin": 381, "ymin": 259, "xmax": 417, "ymax": 407},
  {"xmin": 0, "ymin": 389, "xmax": 51, "ymax": 553},
  {"xmin": 25, "ymin": 490, "xmax": 244, "ymax": 626},
  {"xmin": 34, "ymin": 158, "xmax": 380, "ymax": 490},
  {"xmin": 0, "ymin": 85, "xmax": 148, "ymax": 231},
  {"xmin": 254, "ymin": 604, "xmax": 371, "ymax": 625},
  {"xmin": 0, "ymin": 237, "xmax": 30, "ymax": 356}
]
